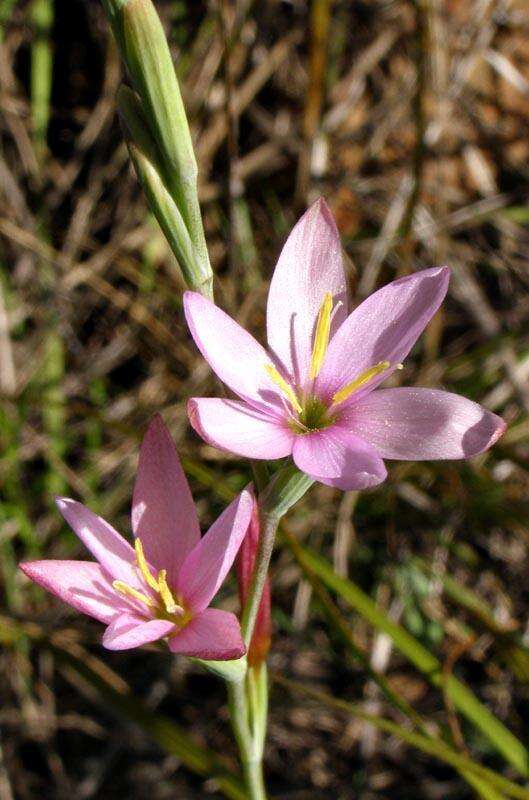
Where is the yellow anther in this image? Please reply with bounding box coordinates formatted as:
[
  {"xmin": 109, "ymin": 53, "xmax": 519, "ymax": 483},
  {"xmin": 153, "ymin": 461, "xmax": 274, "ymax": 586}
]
[
  {"xmin": 332, "ymin": 360, "xmax": 391, "ymax": 405},
  {"xmin": 113, "ymin": 580, "xmax": 155, "ymax": 608},
  {"xmin": 309, "ymin": 292, "xmax": 333, "ymax": 380},
  {"xmin": 135, "ymin": 538, "xmax": 159, "ymax": 591},
  {"xmin": 265, "ymin": 364, "xmax": 302, "ymax": 414},
  {"xmin": 157, "ymin": 569, "xmax": 180, "ymax": 614}
]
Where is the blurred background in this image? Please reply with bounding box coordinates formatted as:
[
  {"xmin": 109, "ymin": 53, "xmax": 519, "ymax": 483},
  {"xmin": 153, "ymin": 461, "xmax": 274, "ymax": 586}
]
[{"xmin": 1, "ymin": 0, "xmax": 529, "ymax": 797}]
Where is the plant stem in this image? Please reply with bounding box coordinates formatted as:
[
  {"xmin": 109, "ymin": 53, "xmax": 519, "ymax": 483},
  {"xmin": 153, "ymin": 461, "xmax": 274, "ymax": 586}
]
[
  {"xmin": 242, "ymin": 759, "xmax": 267, "ymax": 800},
  {"xmin": 227, "ymin": 678, "xmax": 267, "ymax": 800},
  {"xmin": 240, "ymin": 510, "xmax": 279, "ymax": 649}
]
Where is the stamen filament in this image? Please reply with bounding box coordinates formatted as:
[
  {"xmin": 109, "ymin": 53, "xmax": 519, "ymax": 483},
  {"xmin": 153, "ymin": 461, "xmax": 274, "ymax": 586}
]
[
  {"xmin": 309, "ymin": 292, "xmax": 333, "ymax": 380},
  {"xmin": 332, "ymin": 360, "xmax": 391, "ymax": 405},
  {"xmin": 158, "ymin": 569, "xmax": 180, "ymax": 614},
  {"xmin": 113, "ymin": 580, "xmax": 155, "ymax": 608},
  {"xmin": 135, "ymin": 538, "xmax": 160, "ymax": 591},
  {"xmin": 265, "ymin": 364, "xmax": 302, "ymax": 414}
]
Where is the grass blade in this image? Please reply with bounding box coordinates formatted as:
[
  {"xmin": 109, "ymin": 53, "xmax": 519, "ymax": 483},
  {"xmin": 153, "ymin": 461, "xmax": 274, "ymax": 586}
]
[
  {"xmin": 283, "ymin": 534, "xmax": 529, "ymax": 777},
  {"xmin": 275, "ymin": 675, "xmax": 529, "ymax": 800}
]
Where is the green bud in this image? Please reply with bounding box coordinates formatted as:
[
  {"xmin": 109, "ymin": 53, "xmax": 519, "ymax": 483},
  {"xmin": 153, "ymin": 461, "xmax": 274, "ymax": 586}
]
[
  {"xmin": 121, "ymin": 0, "xmax": 195, "ymax": 188},
  {"xmin": 118, "ymin": 86, "xmax": 213, "ymax": 297},
  {"xmin": 102, "ymin": 0, "xmax": 213, "ymax": 297},
  {"xmin": 120, "ymin": 0, "xmax": 210, "ymax": 277}
]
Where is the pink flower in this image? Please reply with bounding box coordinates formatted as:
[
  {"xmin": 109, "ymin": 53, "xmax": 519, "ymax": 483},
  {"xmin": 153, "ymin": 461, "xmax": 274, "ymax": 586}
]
[
  {"xmin": 185, "ymin": 199, "xmax": 505, "ymax": 491},
  {"xmin": 236, "ymin": 501, "xmax": 271, "ymax": 667},
  {"xmin": 20, "ymin": 416, "xmax": 253, "ymax": 658}
]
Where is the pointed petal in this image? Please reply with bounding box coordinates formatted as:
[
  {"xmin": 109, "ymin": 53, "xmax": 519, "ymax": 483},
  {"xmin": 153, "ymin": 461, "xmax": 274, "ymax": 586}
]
[
  {"xmin": 316, "ymin": 267, "xmax": 450, "ymax": 402},
  {"xmin": 351, "ymin": 388, "xmax": 506, "ymax": 460},
  {"xmin": 188, "ymin": 397, "xmax": 294, "ymax": 459},
  {"xmin": 267, "ymin": 198, "xmax": 348, "ymax": 384},
  {"xmin": 177, "ymin": 487, "xmax": 254, "ymax": 612},
  {"xmin": 292, "ymin": 425, "xmax": 387, "ymax": 491},
  {"xmin": 102, "ymin": 614, "xmax": 175, "ymax": 651},
  {"xmin": 55, "ymin": 498, "xmax": 145, "ymax": 591},
  {"xmin": 168, "ymin": 608, "xmax": 245, "ymax": 660},
  {"xmin": 184, "ymin": 292, "xmax": 283, "ymax": 413},
  {"xmin": 19, "ymin": 560, "xmax": 124, "ymax": 623},
  {"xmin": 132, "ymin": 415, "xmax": 200, "ymax": 582}
]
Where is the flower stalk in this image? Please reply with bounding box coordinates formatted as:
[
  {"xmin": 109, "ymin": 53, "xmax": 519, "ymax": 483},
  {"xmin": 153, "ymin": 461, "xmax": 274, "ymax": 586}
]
[{"xmin": 227, "ymin": 678, "xmax": 267, "ymax": 800}]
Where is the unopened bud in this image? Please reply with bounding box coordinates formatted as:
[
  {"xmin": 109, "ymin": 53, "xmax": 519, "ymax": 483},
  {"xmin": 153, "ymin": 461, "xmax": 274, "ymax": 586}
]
[
  {"xmin": 102, "ymin": 0, "xmax": 213, "ymax": 297},
  {"xmin": 118, "ymin": 87, "xmax": 212, "ymax": 296}
]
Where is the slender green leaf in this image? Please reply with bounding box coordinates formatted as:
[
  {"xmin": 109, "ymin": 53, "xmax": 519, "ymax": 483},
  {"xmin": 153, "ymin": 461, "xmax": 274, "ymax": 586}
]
[
  {"xmin": 413, "ymin": 557, "xmax": 529, "ymax": 683},
  {"xmin": 287, "ymin": 539, "xmax": 529, "ymax": 777},
  {"xmin": 275, "ymin": 675, "xmax": 529, "ymax": 800}
]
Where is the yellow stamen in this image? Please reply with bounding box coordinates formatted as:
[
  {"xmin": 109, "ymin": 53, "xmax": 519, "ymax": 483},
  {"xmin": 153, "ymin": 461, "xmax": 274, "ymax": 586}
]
[
  {"xmin": 135, "ymin": 537, "xmax": 160, "ymax": 591},
  {"xmin": 265, "ymin": 364, "xmax": 302, "ymax": 414},
  {"xmin": 157, "ymin": 569, "xmax": 180, "ymax": 614},
  {"xmin": 332, "ymin": 361, "xmax": 391, "ymax": 405},
  {"xmin": 309, "ymin": 292, "xmax": 333, "ymax": 380},
  {"xmin": 113, "ymin": 580, "xmax": 155, "ymax": 608}
]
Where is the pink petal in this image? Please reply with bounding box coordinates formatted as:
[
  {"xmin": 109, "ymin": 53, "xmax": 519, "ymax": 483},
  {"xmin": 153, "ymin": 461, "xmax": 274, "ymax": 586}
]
[
  {"xmin": 183, "ymin": 292, "xmax": 283, "ymax": 414},
  {"xmin": 132, "ymin": 415, "xmax": 200, "ymax": 583},
  {"xmin": 351, "ymin": 387, "xmax": 506, "ymax": 460},
  {"xmin": 168, "ymin": 608, "xmax": 245, "ymax": 660},
  {"xmin": 177, "ymin": 487, "xmax": 254, "ymax": 612},
  {"xmin": 188, "ymin": 397, "xmax": 294, "ymax": 459},
  {"xmin": 292, "ymin": 425, "xmax": 387, "ymax": 490},
  {"xmin": 267, "ymin": 198, "xmax": 348, "ymax": 384},
  {"xmin": 102, "ymin": 614, "xmax": 175, "ymax": 651},
  {"xmin": 316, "ymin": 267, "xmax": 450, "ymax": 402},
  {"xmin": 19, "ymin": 560, "xmax": 124, "ymax": 623},
  {"xmin": 55, "ymin": 498, "xmax": 145, "ymax": 591}
]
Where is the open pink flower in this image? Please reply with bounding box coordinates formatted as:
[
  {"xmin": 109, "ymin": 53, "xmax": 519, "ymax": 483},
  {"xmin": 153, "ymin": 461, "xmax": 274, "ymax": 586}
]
[
  {"xmin": 185, "ymin": 199, "xmax": 505, "ymax": 491},
  {"xmin": 20, "ymin": 416, "xmax": 253, "ymax": 657}
]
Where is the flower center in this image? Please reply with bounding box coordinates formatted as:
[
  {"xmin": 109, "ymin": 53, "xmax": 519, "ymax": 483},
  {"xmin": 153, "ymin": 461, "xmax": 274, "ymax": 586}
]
[
  {"xmin": 265, "ymin": 293, "xmax": 400, "ymax": 433},
  {"xmin": 112, "ymin": 538, "xmax": 190, "ymax": 625},
  {"xmin": 289, "ymin": 395, "xmax": 333, "ymax": 434}
]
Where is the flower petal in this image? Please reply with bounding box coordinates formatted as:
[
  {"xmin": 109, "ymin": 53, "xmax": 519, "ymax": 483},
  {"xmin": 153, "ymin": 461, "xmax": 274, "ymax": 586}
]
[
  {"xmin": 184, "ymin": 291, "xmax": 283, "ymax": 413},
  {"xmin": 351, "ymin": 387, "xmax": 506, "ymax": 459},
  {"xmin": 188, "ymin": 397, "xmax": 294, "ymax": 459},
  {"xmin": 132, "ymin": 415, "xmax": 200, "ymax": 582},
  {"xmin": 267, "ymin": 198, "xmax": 348, "ymax": 384},
  {"xmin": 102, "ymin": 614, "xmax": 175, "ymax": 651},
  {"xmin": 19, "ymin": 560, "xmax": 123, "ymax": 623},
  {"xmin": 55, "ymin": 498, "xmax": 144, "ymax": 590},
  {"xmin": 292, "ymin": 425, "xmax": 387, "ymax": 490},
  {"xmin": 168, "ymin": 608, "xmax": 245, "ymax": 660},
  {"xmin": 177, "ymin": 487, "xmax": 254, "ymax": 612},
  {"xmin": 316, "ymin": 267, "xmax": 450, "ymax": 402}
]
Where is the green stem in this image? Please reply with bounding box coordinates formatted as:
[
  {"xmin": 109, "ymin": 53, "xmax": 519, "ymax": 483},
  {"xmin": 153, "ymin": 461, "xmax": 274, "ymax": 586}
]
[
  {"xmin": 247, "ymin": 664, "xmax": 268, "ymax": 759},
  {"xmin": 227, "ymin": 679, "xmax": 268, "ymax": 800},
  {"xmin": 242, "ymin": 465, "xmax": 313, "ymax": 647},
  {"xmin": 242, "ymin": 759, "xmax": 267, "ymax": 800},
  {"xmin": 240, "ymin": 510, "xmax": 279, "ymax": 649}
]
